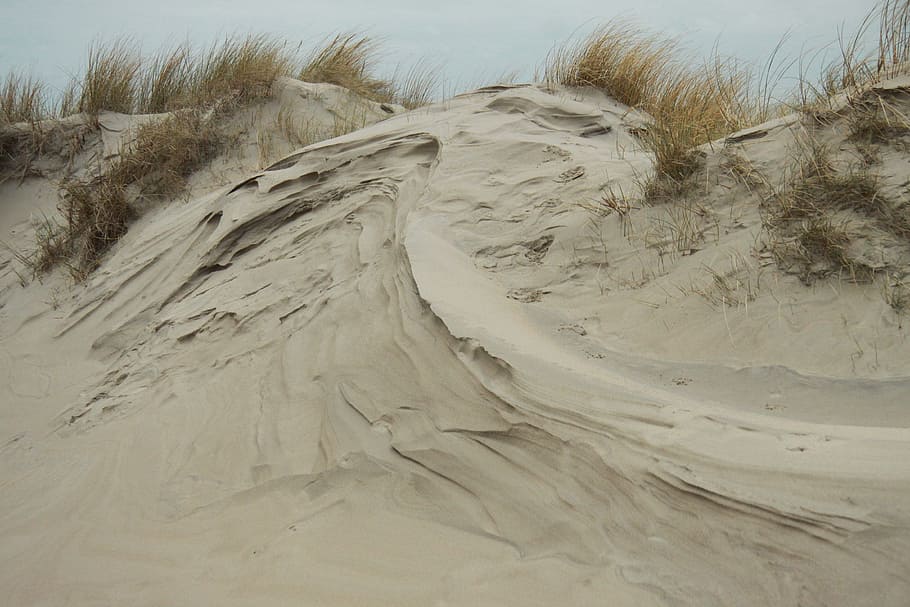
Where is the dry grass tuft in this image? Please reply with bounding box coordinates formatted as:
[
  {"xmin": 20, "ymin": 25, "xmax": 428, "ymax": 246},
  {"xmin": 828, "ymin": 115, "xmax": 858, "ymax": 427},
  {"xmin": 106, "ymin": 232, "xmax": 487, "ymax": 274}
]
[
  {"xmin": 792, "ymin": 217, "xmax": 864, "ymax": 279},
  {"xmin": 774, "ymin": 139, "xmax": 883, "ymax": 220},
  {"xmin": 30, "ymin": 216, "xmax": 72, "ymax": 276},
  {"xmin": 794, "ymin": 0, "xmax": 910, "ymax": 119},
  {"xmin": 765, "ymin": 135, "xmax": 905, "ymax": 282},
  {"xmin": 847, "ymin": 88, "xmax": 910, "ymax": 144},
  {"xmin": 59, "ymin": 175, "xmax": 131, "ymax": 277},
  {"xmin": 545, "ymin": 22, "xmax": 750, "ymax": 199},
  {"xmin": 1, "ymin": 72, "xmax": 51, "ymax": 182},
  {"xmin": 195, "ymin": 35, "xmax": 295, "ymax": 105},
  {"xmin": 112, "ymin": 110, "xmax": 220, "ymax": 199},
  {"xmin": 388, "ymin": 59, "xmax": 440, "ymax": 109},
  {"xmin": 137, "ymin": 44, "xmax": 194, "ymax": 113},
  {"xmin": 300, "ymin": 34, "xmax": 392, "ymax": 101},
  {"xmin": 72, "ymin": 35, "xmax": 296, "ymax": 117},
  {"xmin": 545, "ymin": 22, "xmax": 677, "ymax": 109},
  {"xmin": 1, "ymin": 71, "xmax": 46, "ymax": 126},
  {"xmin": 47, "ymin": 109, "xmax": 220, "ymax": 276},
  {"xmin": 78, "ymin": 39, "xmax": 142, "ymax": 115}
]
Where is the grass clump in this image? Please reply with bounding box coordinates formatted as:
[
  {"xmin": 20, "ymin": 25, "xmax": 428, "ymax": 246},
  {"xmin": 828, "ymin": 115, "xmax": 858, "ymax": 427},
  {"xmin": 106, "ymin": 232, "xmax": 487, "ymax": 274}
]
[
  {"xmin": 774, "ymin": 139, "xmax": 883, "ymax": 220},
  {"xmin": 792, "ymin": 217, "xmax": 860, "ymax": 279},
  {"xmin": 137, "ymin": 44, "xmax": 194, "ymax": 113},
  {"xmin": 388, "ymin": 60, "xmax": 440, "ymax": 109},
  {"xmin": 545, "ymin": 22, "xmax": 750, "ymax": 200},
  {"xmin": 195, "ymin": 35, "xmax": 295, "ymax": 106},
  {"xmin": 59, "ymin": 176, "xmax": 130, "ymax": 278},
  {"xmin": 110, "ymin": 110, "xmax": 220, "ymax": 199},
  {"xmin": 299, "ymin": 34, "xmax": 391, "ymax": 101},
  {"xmin": 67, "ymin": 33, "xmax": 432, "ymax": 116},
  {"xmin": 52, "ymin": 109, "xmax": 220, "ymax": 277},
  {"xmin": 1, "ymin": 72, "xmax": 50, "ymax": 181},
  {"xmin": 793, "ymin": 0, "xmax": 910, "ymax": 122},
  {"xmin": 846, "ymin": 88, "xmax": 910, "ymax": 144},
  {"xmin": 78, "ymin": 40, "xmax": 142, "ymax": 115},
  {"xmin": 1, "ymin": 71, "xmax": 46, "ymax": 125},
  {"xmin": 74, "ymin": 35, "xmax": 296, "ymax": 116},
  {"xmin": 766, "ymin": 135, "xmax": 907, "ymax": 282}
]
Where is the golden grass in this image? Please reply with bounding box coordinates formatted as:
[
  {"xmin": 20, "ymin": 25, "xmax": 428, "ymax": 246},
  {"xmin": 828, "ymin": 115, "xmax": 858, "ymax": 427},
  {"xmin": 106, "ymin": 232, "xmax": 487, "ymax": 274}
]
[
  {"xmin": 1, "ymin": 71, "xmax": 46, "ymax": 125},
  {"xmin": 113, "ymin": 110, "xmax": 220, "ymax": 198},
  {"xmin": 52, "ymin": 109, "xmax": 220, "ymax": 276},
  {"xmin": 545, "ymin": 22, "xmax": 750, "ymax": 198},
  {"xmin": 137, "ymin": 44, "xmax": 194, "ymax": 113},
  {"xmin": 388, "ymin": 59, "xmax": 440, "ymax": 109},
  {"xmin": 58, "ymin": 32, "xmax": 433, "ymax": 119},
  {"xmin": 791, "ymin": 0, "xmax": 910, "ymax": 118},
  {"xmin": 1, "ymin": 72, "xmax": 50, "ymax": 183},
  {"xmin": 195, "ymin": 35, "xmax": 295, "ymax": 105},
  {"xmin": 59, "ymin": 174, "xmax": 131, "ymax": 277},
  {"xmin": 299, "ymin": 34, "xmax": 392, "ymax": 101},
  {"xmin": 72, "ymin": 35, "xmax": 296, "ymax": 116},
  {"xmin": 77, "ymin": 39, "xmax": 142, "ymax": 115}
]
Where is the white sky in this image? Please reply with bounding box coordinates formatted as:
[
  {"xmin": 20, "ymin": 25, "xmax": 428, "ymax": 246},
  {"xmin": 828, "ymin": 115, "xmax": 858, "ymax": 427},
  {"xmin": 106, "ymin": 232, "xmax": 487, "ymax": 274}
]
[{"xmin": 0, "ymin": 0, "xmax": 880, "ymax": 99}]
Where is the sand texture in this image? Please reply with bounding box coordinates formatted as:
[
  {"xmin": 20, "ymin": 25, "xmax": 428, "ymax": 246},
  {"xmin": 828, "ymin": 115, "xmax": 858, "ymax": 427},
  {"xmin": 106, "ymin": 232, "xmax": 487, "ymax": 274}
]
[{"xmin": 2, "ymin": 80, "xmax": 910, "ymax": 606}]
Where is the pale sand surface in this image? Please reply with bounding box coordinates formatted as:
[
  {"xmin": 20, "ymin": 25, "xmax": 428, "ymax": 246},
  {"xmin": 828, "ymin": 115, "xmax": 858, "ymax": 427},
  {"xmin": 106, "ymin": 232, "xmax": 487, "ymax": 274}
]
[{"xmin": 1, "ymin": 79, "xmax": 909, "ymax": 605}]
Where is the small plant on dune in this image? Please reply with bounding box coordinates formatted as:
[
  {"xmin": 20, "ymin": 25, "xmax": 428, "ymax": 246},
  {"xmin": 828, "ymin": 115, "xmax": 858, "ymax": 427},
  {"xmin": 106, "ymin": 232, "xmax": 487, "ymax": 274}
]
[
  {"xmin": 111, "ymin": 109, "xmax": 220, "ymax": 199},
  {"xmin": 48, "ymin": 109, "xmax": 221, "ymax": 277},
  {"xmin": 73, "ymin": 35, "xmax": 297, "ymax": 117},
  {"xmin": 59, "ymin": 174, "xmax": 131, "ymax": 278},
  {"xmin": 137, "ymin": 44, "xmax": 194, "ymax": 113},
  {"xmin": 545, "ymin": 22, "xmax": 751, "ymax": 201},
  {"xmin": 1, "ymin": 71, "xmax": 50, "ymax": 181},
  {"xmin": 299, "ymin": 33, "xmax": 393, "ymax": 102},
  {"xmin": 793, "ymin": 0, "xmax": 910, "ymax": 123},
  {"xmin": 195, "ymin": 35, "xmax": 295, "ymax": 106},
  {"xmin": 389, "ymin": 59, "xmax": 440, "ymax": 109},
  {"xmin": 793, "ymin": 217, "xmax": 862, "ymax": 278},
  {"xmin": 846, "ymin": 88, "xmax": 910, "ymax": 144},
  {"xmin": 31, "ymin": 216, "xmax": 72, "ymax": 276},
  {"xmin": 55, "ymin": 79, "xmax": 80, "ymax": 118},
  {"xmin": 77, "ymin": 39, "xmax": 142, "ymax": 116},
  {"xmin": 774, "ymin": 138, "xmax": 882, "ymax": 220},
  {"xmin": 765, "ymin": 134, "xmax": 907, "ymax": 282},
  {"xmin": 882, "ymin": 275, "xmax": 908, "ymax": 325},
  {"xmin": 545, "ymin": 22, "xmax": 678, "ymax": 108},
  {"xmin": 1, "ymin": 71, "xmax": 46, "ymax": 126}
]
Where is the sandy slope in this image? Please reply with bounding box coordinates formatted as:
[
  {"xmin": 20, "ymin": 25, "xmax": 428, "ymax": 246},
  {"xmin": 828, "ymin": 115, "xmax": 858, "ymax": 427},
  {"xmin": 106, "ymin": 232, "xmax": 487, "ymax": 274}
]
[{"xmin": 1, "ymin": 80, "xmax": 909, "ymax": 606}]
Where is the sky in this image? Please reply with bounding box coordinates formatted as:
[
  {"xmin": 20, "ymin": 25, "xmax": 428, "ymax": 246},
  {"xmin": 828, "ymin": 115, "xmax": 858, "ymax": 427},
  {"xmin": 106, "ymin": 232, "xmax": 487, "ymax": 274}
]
[{"xmin": 0, "ymin": 0, "xmax": 880, "ymax": 100}]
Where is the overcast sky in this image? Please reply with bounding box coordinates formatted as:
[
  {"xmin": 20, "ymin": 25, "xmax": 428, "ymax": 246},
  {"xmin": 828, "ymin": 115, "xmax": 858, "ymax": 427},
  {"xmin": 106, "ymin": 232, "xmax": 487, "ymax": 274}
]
[{"xmin": 0, "ymin": 0, "xmax": 879, "ymax": 99}]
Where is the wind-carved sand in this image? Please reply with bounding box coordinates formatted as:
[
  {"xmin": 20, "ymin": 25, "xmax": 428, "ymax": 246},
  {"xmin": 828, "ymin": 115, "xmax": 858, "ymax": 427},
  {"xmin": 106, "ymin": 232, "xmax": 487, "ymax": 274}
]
[{"xmin": 1, "ymin": 78, "xmax": 910, "ymax": 606}]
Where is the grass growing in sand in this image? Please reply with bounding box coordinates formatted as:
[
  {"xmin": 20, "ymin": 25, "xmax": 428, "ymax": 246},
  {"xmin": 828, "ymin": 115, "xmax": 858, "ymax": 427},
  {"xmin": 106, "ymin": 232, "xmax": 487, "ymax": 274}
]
[
  {"xmin": 300, "ymin": 34, "xmax": 391, "ymax": 102},
  {"xmin": 8, "ymin": 32, "xmax": 439, "ymax": 278},
  {"xmin": 545, "ymin": 22, "xmax": 752, "ymax": 199},
  {"xmin": 55, "ymin": 109, "xmax": 221, "ymax": 278},
  {"xmin": 762, "ymin": 132, "xmax": 910, "ymax": 284},
  {"xmin": 1, "ymin": 71, "xmax": 46, "ymax": 126},
  {"xmin": 761, "ymin": 1, "xmax": 910, "ymax": 285},
  {"xmin": 298, "ymin": 33, "xmax": 438, "ymax": 109},
  {"xmin": 1, "ymin": 72, "xmax": 49, "ymax": 182},
  {"xmin": 72, "ymin": 35, "xmax": 297, "ymax": 117}
]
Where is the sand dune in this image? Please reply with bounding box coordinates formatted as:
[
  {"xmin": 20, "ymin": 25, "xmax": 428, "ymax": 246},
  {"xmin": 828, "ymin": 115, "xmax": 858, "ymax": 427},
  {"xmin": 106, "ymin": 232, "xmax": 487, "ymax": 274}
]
[{"xmin": 2, "ymin": 78, "xmax": 910, "ymax": 606}]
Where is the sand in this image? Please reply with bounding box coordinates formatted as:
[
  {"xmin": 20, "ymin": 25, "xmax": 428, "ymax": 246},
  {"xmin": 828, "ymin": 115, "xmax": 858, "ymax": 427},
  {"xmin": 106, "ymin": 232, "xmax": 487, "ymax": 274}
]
[{"xmin": 1, "ymin": 78, "xmax": 909, "ymax": 606}]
